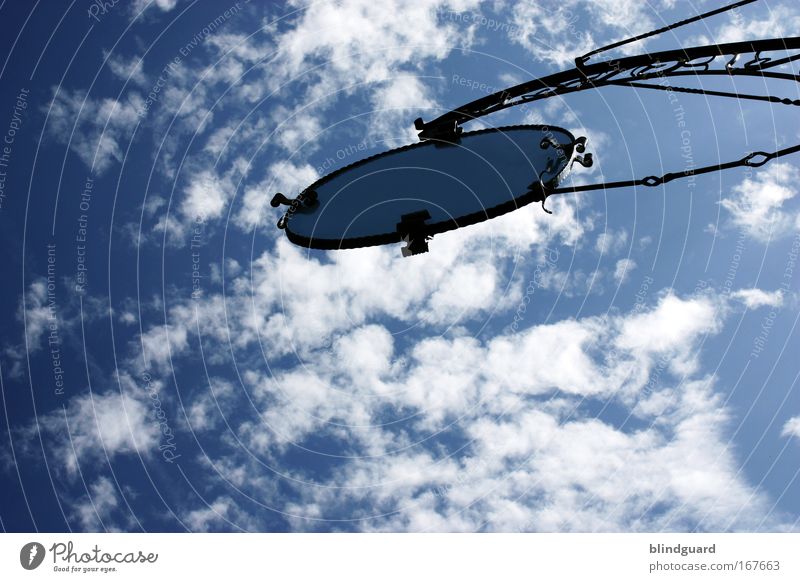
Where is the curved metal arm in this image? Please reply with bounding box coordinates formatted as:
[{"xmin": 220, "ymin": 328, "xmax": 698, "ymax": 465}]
[
  {"xmin": 415, "ymin": 37, "xmax": 800, "ymax": 141},
  {"xmin": 576, "ymin": 0, "xmax": 759, "ymax": 68}
]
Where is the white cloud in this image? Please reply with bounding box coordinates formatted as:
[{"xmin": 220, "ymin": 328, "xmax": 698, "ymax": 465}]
[
  {"xmin": 369, "ymin": 75, "xmax": 437, "ymax": 142},
  {"xmin": 119, "ymin": 312, "xmax": 137, "ymax": 325},
  {"xmin": 46, "ymin": 89, "xmax": 142, "ymax": 174},
  {"xmin": 616, "ymin": 293, "xmax": 720, "ymax": 377},
  {"xmin": 16, "ymin": 383, "xmax": 160, "ymax": 477},
  {"xmin": 19, "ymin": 281, "xmax": 54, "ymax": 353},
  {"xmin": 277, "ymin": 0, "xmax": 479, "ymax": 84},
  {"xmin": 236, "ymin": 160, "xmax": 319, "ymax": 229},
  {"xmin": 708, "ymin": 5, "xmax": 800, "ymax": 44},
  {"xmin": 131, "ymin": 0, "xmax": 179, "ymax": 15},
  {"xmin": 104, "ymin": 51, "xmax": 147, "ymax": 86},
  {"xmin": 273, "ymin": 108, "xmax": 324, "ymax": 153},
  {"xmin": 16, "ymin": 279, "xmax": 83, "ymax": 356},
  {"xmin": 721, "ymin": 163, "xmax": 800, "ymax": 242},
  {"xmin": 183, "ymin": 498, "xmax": 235, "ymax": 532},
  {"xmin": 614, "ymin": 258, "xmax": 636, "ymax": 283},
  {"xmin": 510, "ymin": 0, "xmax": 668, "ymax": 67},
  {"xmin": 239, "ymin": 201, "xmax": 585, "ymax": 357},
  {"xmin": 782, "ymin": 416, "xmax": 800, "ymax": 439},
  {"xmin": 187, "ymin": 378, "xmax": 236, "ymax": 432},
  {"xmin": 137, "ymin": 319, "xmax": 190, "ymax": 372},
  {"xmin": 731, "ymin": 289, "xmax": 784, "ymax": 309},
  {"xmin": 38, "ymin": 209, "xmax": 786, "ymax": 533},
  {"xmin": 181, "ymin": 170, "xmax": 228, "ymax": 221},
  {"xmin": 181, "ymin": 495, "xmax": 260, "ymax": 532},
  {"xmin": 74, "ymin": 477, "xmax": 120, "ymax": 531},
  {"xmin": 189, "ymin": 289, "xmax": 776, "ymax": 532},
  {"xmin": 596, "ymin": 228, "xmax": 628, "ymax": 255},
  {"xmin": 276, "ymin": 373, "xmax": 773, "ymax": 531}
]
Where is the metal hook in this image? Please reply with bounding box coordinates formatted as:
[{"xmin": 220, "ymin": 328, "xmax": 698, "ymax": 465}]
[
  {"xmin": 271, "ymin": 192, "xmax": 293, "ymax": 208},
  {"xmin": 574, "ymin": 153, "xmax": 594, "ymax": 168},
  {"xmin": 536, "ymin": 181, "xmax": 553, "ymax": 214}
]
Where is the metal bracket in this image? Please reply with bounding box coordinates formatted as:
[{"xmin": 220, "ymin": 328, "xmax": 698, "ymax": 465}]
[
  {"xmin": 396, "ymin": 210, "xmax": 432, "ymax": 256},
  {"xmin": 535, "ymin": 136, "xmax": 593, "ymax": 214},
  {"xmin": 272, "ymin": 190, "xmax": 318, "ymax": 229},
  {"xmin": 414, "ymin": 117, "xmax": 463, "ymax": 142},
  {"xmin": 541, "ymin": 135, "xmax": 593, "ymax": 168}
]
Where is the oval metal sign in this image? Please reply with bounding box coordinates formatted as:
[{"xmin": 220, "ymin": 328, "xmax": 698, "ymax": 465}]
[{"xmin": 275, "ymin": 125, "xmax": 584, "ymax": 255}]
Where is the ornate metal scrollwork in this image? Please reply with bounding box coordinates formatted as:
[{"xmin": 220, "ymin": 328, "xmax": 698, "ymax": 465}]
[{"xmin": 415, "ymin": 37, "xmax": 800, "ymax": 142}]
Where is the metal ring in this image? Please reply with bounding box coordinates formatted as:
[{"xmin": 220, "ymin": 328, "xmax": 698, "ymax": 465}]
[{"xmin": 744, "ymin": 151, "xmax": 772, "ymax": 167}]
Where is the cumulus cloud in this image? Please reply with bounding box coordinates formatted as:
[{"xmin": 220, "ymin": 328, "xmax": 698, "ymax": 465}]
[
  {"xmin": 131, "ymin": 0, "xmax": 179, "ymax": 15},
  {"xmin": 706, "ymin": 5, "xmax": 800, "ymax": 44},
  {"xmin": 731, "ymin": 288, "xmax": 784, "ymax": 309},
  {"xmin": 276, "ymin": 0, "xmax": 479, "ymax": 83},
  {"xmin": 172, "ymin": 286, "xmax": 776, "ymax": 531},
  {"xmin": 10, "ymin": 268, "xmax": 783, "ymax": 531},
  {"xmin": 614, "ymin": 258, "xmax": 636, "ymax": 283},
  {"xmin": 721, "ymin": 163, "xmax": 800, "ymax": 242},
  {"xmin": 782, "ymin": 416, "xmax": 800, "ymax": 439},
  {"xmin": 104, "ymin": 51, "xmax": 147, "ymax": 86},
  {"xmin": 74, "ymin": 477, "xmax": 121, "ymax": 531},
  {"xmin": 236, "ymin": 160, "xmax": 319, "ymax": 229},
  {"xmin": 596, "ymin": 228, "xmax": 628, "ymax": 255},
  {"xmin": 181, "ymin": 170, "xmax": 228, "ymax": 221},
  {"xmin": 616, "ymin": 293, "xmax": 720, "ymax": 378},
  {"xmin": 510, "ymin": 0, "xmax": 670, "ymax": 67},
  {"xmin": 237, "ymin": 199, "xmax": 585, "ymax": 357},
  {"xmin": 15, "ymin": 383, "xmax": 160, "ymax": 476},
  {"xmin": 46, "ymin": 89, "xmax": 142, "ymax": 174},
  {"xmin": 181, "ymin": 495, "xmax": 260, "ymax": 532},
  {"xmin": 19, "ymin": 280, "xmax": 55, "ymax": 353},
  {"xmin": 368, "ymin": 75, "xmax": 438, "ymax": 142},
  {"xmin": 249, "ymin": 291, "xmax": 771, "ymax": 531}
]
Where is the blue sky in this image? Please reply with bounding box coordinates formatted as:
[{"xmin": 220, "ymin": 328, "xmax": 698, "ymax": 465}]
[{"xmin": 1, "ymin": 0, "xmax": 799, "ymax": 532}]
